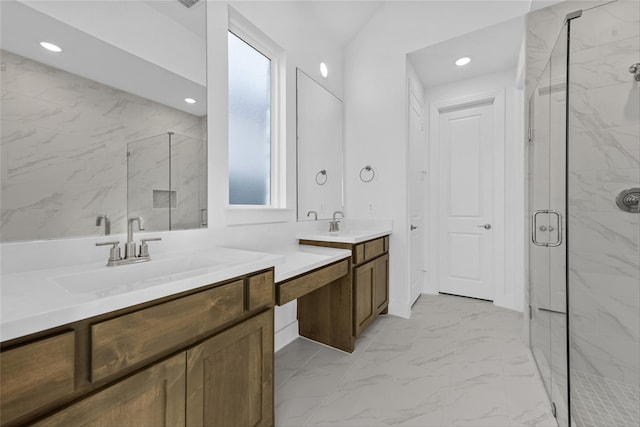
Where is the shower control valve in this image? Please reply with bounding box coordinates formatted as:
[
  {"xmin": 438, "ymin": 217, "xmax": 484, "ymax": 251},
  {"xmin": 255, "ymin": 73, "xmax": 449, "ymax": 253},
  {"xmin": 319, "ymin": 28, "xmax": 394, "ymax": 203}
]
[{"xmin": 616, "ymin": 188, "xmax": 640, "ymax": 213}]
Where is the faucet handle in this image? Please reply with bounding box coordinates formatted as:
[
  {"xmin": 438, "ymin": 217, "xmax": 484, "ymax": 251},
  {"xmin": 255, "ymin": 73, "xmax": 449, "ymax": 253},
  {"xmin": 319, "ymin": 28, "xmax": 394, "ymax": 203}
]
[
  {"xmin": 96, "ymin": 241, "xmax": 121, "ymax": 263},
  {"xmin": 139, "ymin": 237, "xmax": 161, "ymax": 258}
]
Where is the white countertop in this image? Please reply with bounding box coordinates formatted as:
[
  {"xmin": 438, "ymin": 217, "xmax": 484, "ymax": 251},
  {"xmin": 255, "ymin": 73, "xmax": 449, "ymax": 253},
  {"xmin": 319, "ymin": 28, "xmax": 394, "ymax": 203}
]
[
  {"xmin": 296, "ymin": 228, "xmax": 392, "ymax": 244},
  {"xmin": 0, "ymin": 247, "xmax": 284, "ymax": 342},
  {"xmin": 273, "ymin": 245, "xmax": 351, "ymax": 283}
]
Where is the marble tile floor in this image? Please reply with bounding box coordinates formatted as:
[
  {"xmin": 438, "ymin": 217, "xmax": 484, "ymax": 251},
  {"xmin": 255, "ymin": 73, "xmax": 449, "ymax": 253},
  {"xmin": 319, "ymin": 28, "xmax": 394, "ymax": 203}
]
[{"xmin": 275, "ymin": 294, "xmax": 558, "ymax": 427}]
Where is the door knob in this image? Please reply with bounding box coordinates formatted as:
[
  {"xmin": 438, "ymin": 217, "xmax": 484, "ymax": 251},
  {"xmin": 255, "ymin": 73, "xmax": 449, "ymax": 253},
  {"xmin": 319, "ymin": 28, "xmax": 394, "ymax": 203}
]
[
  {"xmin": 477, "ymin": 224, "xmax": 492, "ymax": 230},
  {"xmin": 411, "ymin": 225, "xmax": 418, "ymax": 230}
]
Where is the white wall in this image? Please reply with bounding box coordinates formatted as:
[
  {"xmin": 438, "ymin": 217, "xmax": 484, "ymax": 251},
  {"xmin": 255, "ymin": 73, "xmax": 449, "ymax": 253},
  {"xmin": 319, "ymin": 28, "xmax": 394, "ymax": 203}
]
[
  {"xmin": 343, "ymin": 1, "xmax": 531, "ymax": 317},
  {"xmin": 423, "ymin": 68, "xmax": 525, "ymax": 311}
]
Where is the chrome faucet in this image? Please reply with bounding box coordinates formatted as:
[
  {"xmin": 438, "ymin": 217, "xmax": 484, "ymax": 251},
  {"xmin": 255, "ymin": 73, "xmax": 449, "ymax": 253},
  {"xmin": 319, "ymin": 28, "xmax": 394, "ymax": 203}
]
[
  {"xmin": 125, "ymin": 216, "xmax": 145, "ymax": 259},
  {"xmin": 329, "ymin": 211, "xmax": 344, "ymax": 232},
  {"xmin": 307, "ymin": 210, "xmax": 318, "ymax": 220},
  {"xmin": 96, "ymin": 216, "xmax": 161, "ymax": 266},
  {"xmin": 96, "ymin": 214, "xmax": 110, "ymax": 235}
]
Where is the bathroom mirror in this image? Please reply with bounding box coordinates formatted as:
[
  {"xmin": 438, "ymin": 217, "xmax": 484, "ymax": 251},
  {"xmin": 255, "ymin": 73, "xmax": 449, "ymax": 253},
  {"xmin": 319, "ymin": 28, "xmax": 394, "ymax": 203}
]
[
  {"xmin": 296, "ymin": 69, "xmax": 344, "ymax": 221},
  {"xmin": 0, "ymin": 0, "xmax": 207, "ymax": 242}
]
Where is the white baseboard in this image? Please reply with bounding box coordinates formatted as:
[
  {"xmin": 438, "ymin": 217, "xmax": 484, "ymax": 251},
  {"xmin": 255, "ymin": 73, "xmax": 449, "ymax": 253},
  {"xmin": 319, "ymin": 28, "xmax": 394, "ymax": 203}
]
[
  {"xmin": 388, "ymin": 300, "xmax": 411, "ymax": 319},
  {"xmin": 274, "ymin": 320, "xmax": 299, "ymax": 352}
]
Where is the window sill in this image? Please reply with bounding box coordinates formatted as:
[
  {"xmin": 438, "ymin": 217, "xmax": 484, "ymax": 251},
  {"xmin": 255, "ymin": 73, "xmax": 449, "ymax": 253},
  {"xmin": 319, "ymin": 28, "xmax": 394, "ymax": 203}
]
[{"xmin": 224, "ymin": 207, "xmax": 295, "ymax": 226}]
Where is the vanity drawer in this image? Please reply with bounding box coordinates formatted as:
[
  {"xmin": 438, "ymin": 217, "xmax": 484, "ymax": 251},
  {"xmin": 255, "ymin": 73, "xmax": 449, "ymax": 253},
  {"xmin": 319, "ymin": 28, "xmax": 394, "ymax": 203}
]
[
  {"xmin": 277, "ymin": 259, "xmax": 349, "ymax": 305},
  {"xmin": 364, "ymin": 238, "xmax": 385, "ymax": 261},
  {"xmin": 91, "ymin": 280, "xmax": 244, "ymax": 382},
  {"xmin": 1, "ymin": 331, "xmax": 75, "ymax": 424},
  {"xmin": 247, "ymin": 270, "xmax": 274, "ymax": 311}
]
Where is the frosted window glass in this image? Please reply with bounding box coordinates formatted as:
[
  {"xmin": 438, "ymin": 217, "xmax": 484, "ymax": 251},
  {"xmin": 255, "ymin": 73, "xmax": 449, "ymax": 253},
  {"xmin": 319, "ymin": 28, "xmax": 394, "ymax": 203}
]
[{"xmin": 228, "ymin": 31, "xmax": 271, "ymax": 205}]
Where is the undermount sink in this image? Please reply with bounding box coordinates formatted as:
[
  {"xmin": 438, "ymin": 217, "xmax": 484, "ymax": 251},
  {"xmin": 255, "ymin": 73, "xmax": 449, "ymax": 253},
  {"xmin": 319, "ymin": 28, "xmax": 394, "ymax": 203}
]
[{"xmin": 53, "ymin": 256, "xmax": 227, "ymax": 297}]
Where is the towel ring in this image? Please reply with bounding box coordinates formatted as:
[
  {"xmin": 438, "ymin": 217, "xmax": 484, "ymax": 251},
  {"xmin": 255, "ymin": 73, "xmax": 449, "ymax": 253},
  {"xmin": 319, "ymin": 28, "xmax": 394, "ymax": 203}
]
[
  {"xmin": 315, "ymin": 169, "xmax": 327, "ymax": 185},
  {"xmin": 359, "ymin": 165, "xmax": 375, "ymax": 183}
]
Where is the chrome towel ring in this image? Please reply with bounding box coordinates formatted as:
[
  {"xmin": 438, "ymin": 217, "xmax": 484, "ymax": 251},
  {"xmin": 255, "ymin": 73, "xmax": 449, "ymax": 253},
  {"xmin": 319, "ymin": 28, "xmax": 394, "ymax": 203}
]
[
  {"xmin": 315, "ymin": 169, "xmax": 327, "ymax": 185},
  {"xmin": 360, "ymin": 165, "xmax": 375, "ymax": 182}
]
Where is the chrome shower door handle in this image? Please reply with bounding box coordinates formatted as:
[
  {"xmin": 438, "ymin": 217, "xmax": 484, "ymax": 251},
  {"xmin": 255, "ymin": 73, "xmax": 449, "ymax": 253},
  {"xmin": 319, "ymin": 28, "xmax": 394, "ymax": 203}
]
[
  {"xmin": 547, "ymin": 210, "xmax": 563, "ymax": 247},
  {"xmin": 532, "ymin": 210, "xmax": 548, "ymax": 247}
]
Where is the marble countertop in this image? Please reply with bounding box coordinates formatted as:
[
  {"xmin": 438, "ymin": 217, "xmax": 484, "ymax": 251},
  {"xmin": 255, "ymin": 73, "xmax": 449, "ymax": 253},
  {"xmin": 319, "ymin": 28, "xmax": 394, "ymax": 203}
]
[
  {"xmin": 273, "ymin": 245, "xmax": 352, "ymax": 283},
  {"xmin": 0, "ymin": 247, "xmax": 284, "ymax": 342},
  {"xmin": 296, "ymin": 228, "xmax": 392, "ymax": 244}
]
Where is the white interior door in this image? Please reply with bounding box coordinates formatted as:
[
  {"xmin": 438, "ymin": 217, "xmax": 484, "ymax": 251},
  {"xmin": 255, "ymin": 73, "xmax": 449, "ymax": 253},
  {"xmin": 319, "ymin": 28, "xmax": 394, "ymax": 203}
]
[
  {"xmin": 408, "ymin": 82, "xmax": 425, "ymax": 305},
  {"xmin": 437, "ymin": 101, "xmax": 494, "ymax": 300}
]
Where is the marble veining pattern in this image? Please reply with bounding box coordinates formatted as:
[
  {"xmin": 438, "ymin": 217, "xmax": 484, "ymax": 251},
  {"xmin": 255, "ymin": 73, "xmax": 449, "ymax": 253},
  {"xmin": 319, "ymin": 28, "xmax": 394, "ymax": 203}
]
[
  {"xmin": 275, "ymin": 294, "xmax": 557, "ymax": 427},
  {"xmin": 0, "ymin": 49, "xmax": 206, "ymax": 241}
]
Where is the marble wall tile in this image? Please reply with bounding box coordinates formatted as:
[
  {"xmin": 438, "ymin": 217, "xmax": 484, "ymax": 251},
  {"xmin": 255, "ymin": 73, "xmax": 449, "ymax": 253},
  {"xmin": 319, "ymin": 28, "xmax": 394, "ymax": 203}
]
[
  {"xmin": 569, "ymin": 211, "xmax": 639, "ymax": 254},
  {"xmin": 570, "ymin": 0, "xmax": 640, "ymax": 52},
  {"xmin": 569, "ymin": 82, "xmax": 640, "ymax": 130},
  {"xmin": 570, "ymin": 36, "xmax": 640, "ymax": 91},
  {"xmin": 570, "ymin": 126, "xmax": 640, "ymax": 171}
]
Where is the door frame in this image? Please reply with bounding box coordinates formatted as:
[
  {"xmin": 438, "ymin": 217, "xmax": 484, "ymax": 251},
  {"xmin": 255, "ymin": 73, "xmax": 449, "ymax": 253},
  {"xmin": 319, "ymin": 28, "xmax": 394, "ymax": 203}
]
[
  {"xmin": 427, "ymin": 89, "xmax": 506, "ymax": 304},
  {"xmin": 407, "ymin": 76, "xmax": 426, "ymax": 305}
]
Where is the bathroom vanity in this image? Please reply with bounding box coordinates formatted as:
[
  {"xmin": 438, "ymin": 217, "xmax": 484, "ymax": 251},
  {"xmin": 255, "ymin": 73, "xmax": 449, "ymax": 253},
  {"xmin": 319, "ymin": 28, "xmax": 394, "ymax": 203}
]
[
  {"xmin": 295, "ymin": 230, "xmax": 391, "ymax": 353},
  {"xmin": 0, "ymin": 249, "xmax": 281, "ymax": 427}
]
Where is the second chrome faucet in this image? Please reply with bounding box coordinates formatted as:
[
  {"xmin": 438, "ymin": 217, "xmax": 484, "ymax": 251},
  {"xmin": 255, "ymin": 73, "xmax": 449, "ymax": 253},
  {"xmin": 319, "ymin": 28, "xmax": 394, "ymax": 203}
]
[{"xmin": 329, "ymin": 211, "xmax": 344, "ymax": 232}]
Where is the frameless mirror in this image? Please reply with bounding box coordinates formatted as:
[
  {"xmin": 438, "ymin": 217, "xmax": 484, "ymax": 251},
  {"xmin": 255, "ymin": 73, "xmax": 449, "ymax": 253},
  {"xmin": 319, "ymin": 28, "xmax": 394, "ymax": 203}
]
[
  {"xmin": 0, "ymin": 0, "xmax": 207, "ymax": 242},
  {"xmin": 296, "ymin": 69, "xmax": 343, "ymax": 221}
]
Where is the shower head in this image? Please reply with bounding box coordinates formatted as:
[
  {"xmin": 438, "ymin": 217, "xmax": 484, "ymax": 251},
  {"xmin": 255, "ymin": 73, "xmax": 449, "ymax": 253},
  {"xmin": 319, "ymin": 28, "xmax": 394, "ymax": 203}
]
[{"xmin": 177, "ymin": 0, "xmax": 199, "ymax": 8}]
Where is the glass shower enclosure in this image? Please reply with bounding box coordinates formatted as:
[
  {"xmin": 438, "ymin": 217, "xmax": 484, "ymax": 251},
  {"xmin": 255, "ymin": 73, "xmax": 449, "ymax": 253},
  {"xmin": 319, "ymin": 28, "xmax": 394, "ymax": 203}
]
[
  {"xmin": 127, "ymin": 132, "xmax": 207, "ymax": 232},
  {"xmin": 528, "ymin": 1, "xmax": 640, "ymax": 426}
]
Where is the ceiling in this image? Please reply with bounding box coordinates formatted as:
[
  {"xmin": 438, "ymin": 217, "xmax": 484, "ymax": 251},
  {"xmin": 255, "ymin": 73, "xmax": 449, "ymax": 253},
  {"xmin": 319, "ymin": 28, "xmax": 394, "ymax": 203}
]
[
  {"xmin": 408, "ymin": 16, "xmax": 526, "ymax": 88},
  {"xmin": 298, "ymin": 0, "xmax": 386, "ymax": 46}
]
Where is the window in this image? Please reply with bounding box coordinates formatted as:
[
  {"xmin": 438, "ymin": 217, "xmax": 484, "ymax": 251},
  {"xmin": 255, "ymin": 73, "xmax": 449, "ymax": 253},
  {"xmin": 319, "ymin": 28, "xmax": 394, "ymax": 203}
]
[{"xmin": 228, "ymin": 31, "xmax": 271, "ymax": 205}]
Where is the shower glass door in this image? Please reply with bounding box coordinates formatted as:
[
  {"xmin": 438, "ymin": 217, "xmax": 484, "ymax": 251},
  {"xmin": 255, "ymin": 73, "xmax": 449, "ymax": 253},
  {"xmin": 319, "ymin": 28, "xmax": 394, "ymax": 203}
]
[{"xmin": 529, "ymin": 23, "xmax": 569, "ymax": 427}]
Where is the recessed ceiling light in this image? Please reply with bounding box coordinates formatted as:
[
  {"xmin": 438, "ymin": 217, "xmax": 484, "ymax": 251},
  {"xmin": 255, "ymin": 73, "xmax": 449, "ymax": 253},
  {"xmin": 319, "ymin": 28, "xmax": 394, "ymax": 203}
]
[
  {"xmin": 184, "ymin": 98, "xmax": 196, "ymax": 104},
  {"xmin": 40, "ymin": 41, "xmax": 62, "ymax": 53},
  {"xmin": 320, "ymin": 62, "xmax": 328, "ymax": 78},
  {"xmin": 456, "ymin": 57, "xmax": 471, "ymax": 66}
]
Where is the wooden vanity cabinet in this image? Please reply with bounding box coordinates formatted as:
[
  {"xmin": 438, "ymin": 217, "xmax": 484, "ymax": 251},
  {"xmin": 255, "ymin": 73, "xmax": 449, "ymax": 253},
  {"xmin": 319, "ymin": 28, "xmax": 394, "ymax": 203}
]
[
  {"xmin": 33, "ymin": 353, "xmax": 186, "ymax": 427},
  {"xmin": 0, "ymin": 268, "xmax": 275, "ymax": 427},
  {"xmin": 298, "ymin": 235, "xmax": 390, "ymax": 351},
  {"xmin": 354, "ymin": 252, "xmax": 389, "ymax": 336},
  {"xmin": 186, "ymin": 309, "xmax": 273, "ymax": 427}
]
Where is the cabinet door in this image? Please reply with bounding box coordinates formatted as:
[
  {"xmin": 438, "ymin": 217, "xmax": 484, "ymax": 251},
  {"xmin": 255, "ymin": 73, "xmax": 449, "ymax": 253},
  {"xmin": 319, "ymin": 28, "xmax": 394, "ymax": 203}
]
[
  {"xmin": 354, "ymin": 260, "xmax": 376, "ymax": 337},
  {"xmin": 34, "ymin": 353, "xmax": 186, "ymax": 427},
  {"xmin": 186, "ymin": 310, "xmax": 274, "ymax": 427},
  {"xmin": 374, "ymin": 254, "xmax": 389, "ymax": 313}
]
